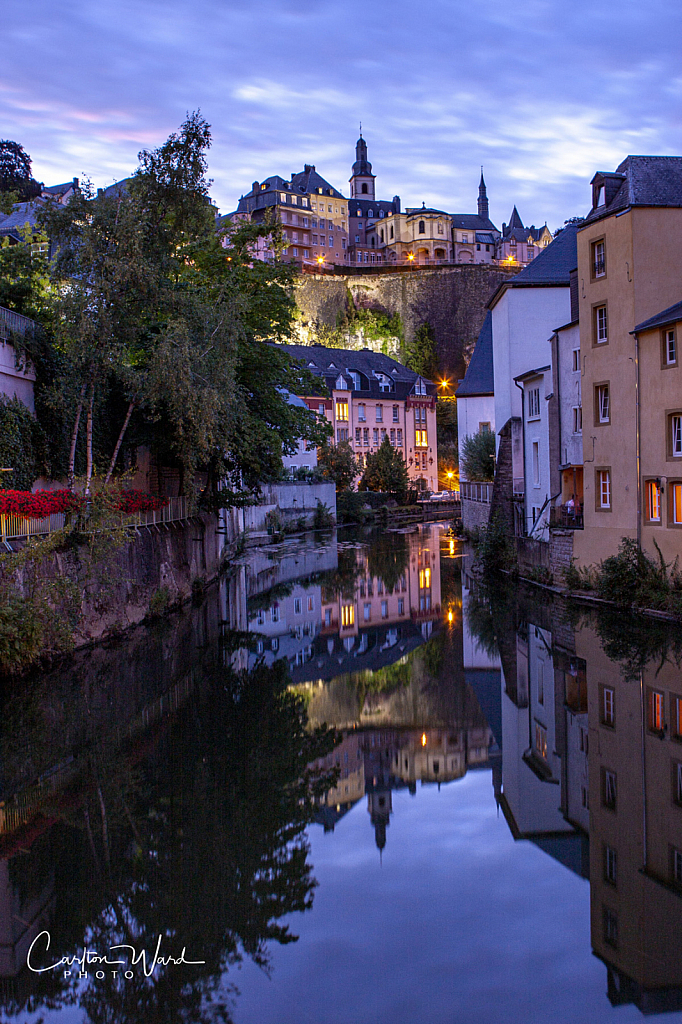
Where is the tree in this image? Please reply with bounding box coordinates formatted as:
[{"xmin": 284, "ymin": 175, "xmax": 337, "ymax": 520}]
[
  {"xmin": 0, "ymin": 140, "xmax": 41, "ymax": 200},
  {"xmin": 404, "ymin": 321, "xmax": 439, "ymax": 379},
  {"xmin": 359, "ymin": 436, "xmax": 409, "ymax": 500},
  {"xmin": 318, "ymin": 440, "xmax": 357, "ymax": 492},
  {"xmin": 461, "ymin": 429, "xmax": 495, "ymax": 481}
]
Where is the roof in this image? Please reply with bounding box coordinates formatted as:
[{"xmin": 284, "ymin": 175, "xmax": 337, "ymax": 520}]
[
  {"xmin": 405, "ymin": 207, "xmax": 450, "ymax": 218},
  {"xmin": 475, "ymin": 232, "xmax": 496, "ymax": 244},
  {"xmin": 514, "ymin": 364, "xmax": 551, "ymax": 383},
  {"xmin": 583, "ymin": 156, "xmax": 682, "ymax": 225},
  {"xmin": 456, "ymin": 312, "xmax": 494, "ymax": 398},
  {"xmin": 488, "ymin": 222, "xmax": 579, "ymax": 308},
  {"xmin": 349, "ymin": 199, "xmax": 399, "ymax": 216},
  {"xmin": 290, "ymin": 165, "xmax": 345, "ymax": 200},
  {"xmin": 277, "ymin": 343, "xmax": 435, "ymax": 399},
  {"xmin": 0, "ymin": 201, "xmax": 41, "ymax": 239},
  {"xmin": 633, "ymin": 299, "xmax": 682, "ymax": 334},
  {"xmin": 451, "ymin": 212, "xmax": 499, "ymax": 232}
]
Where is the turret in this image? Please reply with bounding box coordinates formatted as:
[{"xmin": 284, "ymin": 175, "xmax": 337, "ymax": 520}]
[{"xmin": 478, "ymin": 169, "xmax": 489, "ymax": 220}]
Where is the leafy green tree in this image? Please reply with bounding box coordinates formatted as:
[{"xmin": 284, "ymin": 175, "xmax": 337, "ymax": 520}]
[
  {"xmin": 0, "ymin": 395, "xmax": 44, "ymax": 489},
  {"xmin": 0, "ymin": 140, "xmax": 41, "ymax": 200},
  {"xmin": 359, "ymin": 436, "xmax": 409, "ymax": 499},
  {"xmin": 461, "ymin": 429, "xmax": 495, "ymax": 481},
  {"xmin": 404, "ymin": 321, "xmax": 439, "ymax": 379},
  {"xmin": 318, "ymin": 440, "xmax": 357, "ymax": 492}
]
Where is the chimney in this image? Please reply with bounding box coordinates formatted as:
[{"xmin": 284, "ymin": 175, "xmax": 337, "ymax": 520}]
[
  {"xmin": 251, "ymin": 181, "xmax": 259, "ymax": 193},
  {"xmin": 393, "ymin": 195, "xmax": 401, "ymax": 212}
]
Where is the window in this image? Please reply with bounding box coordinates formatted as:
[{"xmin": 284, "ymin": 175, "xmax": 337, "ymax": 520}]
[
  {"xmin": 363, "ymin": 603, "xmax": 371, "ymax": 622},
  {"xmin": 532, "ymin": 442, "xmax": 540, "ymax": 486},
  {"xmin": 646, "ymin": 480, "xmax": 661, "ymax": 522},
  {"xmin": 602, "ymin": 768, "xmax": 617, "ymax": 810},
  {"xmin": 335, "ymin": 401, "xmax": 349, "ymax": 421},
  {"xmin": 535, "ymin": 722, "xmax": 548, "ymax": 759},
  {"xmin": 672, "ymin": 415, "xmax": 682, "ymax": 457},
  {"xmin": 355, "ymin": 427, "xmax": 361, "ymax": 443},
  {"xmin": 368, "ymin": 209, "xmax": 373, "ymax": 218},
  {"xmin": 271, "ymin": 606, "xmax": 280, "ymax": 623},
  {"xmin": 363, "ymin": 428, "xmax": 369, "ymax": 446},
  {"xmin": 341, "ymin": 604, "xmax": 355, "ymax": 627},
  {"xmin": 594, "ymin": 304, "xmax": 608, "ymax": 344},
  {"xmin": 673, "ymin": 696, "xmax": 682, "ymax": 739},
  {"xmin": 603, "ymin": 908, "xmax": 618, "ymax": 949},
  {"xmin": 664, "ymin": 328, "xmax": 677, "ymax": 367},
  {"xmin": 397, "ymin": 429, "xmax": 403, "ymax": 445},
  {"xmin": 596, "ymin": 384, "xmax": 610, "ymax": 424},
  {"xmin": 348, "ymin": 371, "xmax": 360, "ymax": 390},
  {"xmin": 271, "ymin": 637, "xmax": 279, "ymax": 652},
  {"xmin": 648, "ymin": 688, "xmax": 665, "ymax": 731},
  {"xmin": 673, "ymin": 761, "xmax": 682, "ymax": 805},
  {"xmin": 398, "ymin": 598, "xmax": 404, "ymax": 614},
  {"xmin": 392, "ymin": 405, "xmax": 399, "ymax": 422},
  {"xmin": 381, "ymin": 600, "xmax": 388, "ymax": 619},
  {"xmin": 307, "ymin": 596, "xmax": 314, "ymax": 612},
  {"xmin": 592, "ymin": 239, "xmax": 606, "ymax": 278},
  {"xmin": 373, "ymin": 428, "xmax": 379, "ymax": 446},
  {"xmin": 415, "ymin": 429, "xmax": 428, "ymax": 447},
  {"xmin": 390, "ymin": 429, "xmax": 396, "ymax": 445},
  {"xmin": 462, "ymin": 233, "xmax": 468, "ymax": 243},
  {"xmin": 358, "ymin": 403, "xmax": 366, "ymax": 422},
  {"xmin": 573, "ymin": 406, "xmax": 583, "ymax": 433},
  {"xmin": 527, "ymin": 388, "xmax": 540, "ymax": 419},
  {"xmin": 292, "ymin": 248, "xmax": 298, "ymax": 256},
  {"xmin": 572, "ymin": 349, "xmax": 580, "ymax": 372},
  {"xmin": 600, "ymin": 685, "xmax": 615, "ymax": 727},
  {"xmin": 527, "ymin": 246, "xmax": 534, "ymax": 260},
  {"xmin": 256, "ymin": 609, "xmax": 265, "ymax": 626},
  {"xmin": 537, "ymin": 661, "xmax": 544, "ymax": 705},
  {"xmin": 479, "ymin": 421, "xmax": 491, "ymax": 433},
  {"xmin": 318, "ymin": 403, "xmax": 325, "ymax": 416},
  {"xmin": 390, "ymin": 226, "xmax": 394, "ymax": 239},
  {"xmin": 671, "ymin": 483, "xmax": 682, "ymax": 524},
  {"xmin": 294, "ymin": 598, "xmax": 302, "ymax": 614},
  {"xmin": 376, "ymin": 404, "xmax": 383, "ymax": 422}
]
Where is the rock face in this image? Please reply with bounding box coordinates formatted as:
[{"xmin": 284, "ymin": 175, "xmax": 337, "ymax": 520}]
[{"xmin": 294, "ymin": 264, "xmax": 518, "ymax": 380}]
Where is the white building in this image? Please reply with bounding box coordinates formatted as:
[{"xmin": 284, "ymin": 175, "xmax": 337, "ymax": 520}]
[
  {"xmin": 281, "ymin": 391, "xmax": 319, "ymax": 474},
  {"xmin": 514, "ymin": 365, "xmax": 553, "ymax": 539},
  {"xmin": 0, "ymin": 308, "xmax": 36, "ymax": 412},
  {"xmin": 456, "ymin": 311, "xmax": 495, "ymax": 475}
]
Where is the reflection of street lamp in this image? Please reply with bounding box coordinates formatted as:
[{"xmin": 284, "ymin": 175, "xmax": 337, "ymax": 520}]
[{"xmin": 421, "ymin": 733, "xmax": 427, "ymax": 747}]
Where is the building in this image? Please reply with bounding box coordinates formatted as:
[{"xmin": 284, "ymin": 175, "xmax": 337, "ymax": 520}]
[
  {"xmin": 0, "ymin": 178, "xmax": 78, "ymax": 254},
  {"xmin": 367, "ymin": 204, "xmax": 453, "ymax": 265},
  {"xmin": 0, "ymin": 307, "xmax": 37, "ymax": 412},
  {"xmin": 456, "ymin": 311, "xmax": 496, "ymax": 531},
  {"xmin": 572, "ymin": 156, "xmax": 682, "ymax": 567},
  {"xmin": 279, "ymin": 344, "xmax": 438, "ymax": 491},
  {"xmin": 549, "ymin": 271, "xmax": 583, "ymax": 527},
  {"xmin": 496, "ymin": 206, "xmax": 553, "ymax": 266},
  {"xmin": 225, "ymin": 166, "xmax": 349, "ymax": 267},
  {"xmin": 488, "ymin": 223, "xmax": 578, "ymax": 536},
  {"xmin": 450, "ymin": 172, "xmax": 500, "ymax": 264},
  {"xmin": 281, "ymin": 392, "xmax": 318, "ymax": 475},
  {"xmin": 347, "ymin": 133, "xmax": 401, "ymax": 266}
]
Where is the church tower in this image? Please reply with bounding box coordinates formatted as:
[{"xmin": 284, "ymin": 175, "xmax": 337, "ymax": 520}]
[
  {"xmin": 478, "ymin": 169, "xmax": 489, "ymax": 221},
  {"xmin": 349, "ymin": 133, "xmax": 376, "ymax": 200}
]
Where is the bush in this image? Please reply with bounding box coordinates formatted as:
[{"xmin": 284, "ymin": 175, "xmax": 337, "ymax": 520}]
[
  {"xmin": 461, "ymin": 430, "xmax": 496, "ymax": 482},
  {"xmin": 148, "ymin": 585, "xmax": 171, "ymax": 618},
  {"xmin": 596, "ymin": 538, "xmax": 682, "ymax": 612},
  {"xmin": 473, "ymin": 509, "xmax": 516, "ymax": 575},
  {"xmin": 563, "ymin": 560, "xmax": 596, "ymax": 591},
  {"xmin": 313, "ymin": 500, "xmax": 334, "ymax": 529},
  {"xmin": 336, "ymin": 490, "xmax": 374, "ymax": 524}
]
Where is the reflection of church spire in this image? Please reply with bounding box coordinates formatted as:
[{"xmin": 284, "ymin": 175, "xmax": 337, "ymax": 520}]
[{"xmin": 368, "ymin": 789, "xmax": 392, "ymax": 856}]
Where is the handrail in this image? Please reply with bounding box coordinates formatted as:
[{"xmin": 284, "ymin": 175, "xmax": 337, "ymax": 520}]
[{"xmin": 1, "ymin": 495, "xmax": 193, "ymax": 544}]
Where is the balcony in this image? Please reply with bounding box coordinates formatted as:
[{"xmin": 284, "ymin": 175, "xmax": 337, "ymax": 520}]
[
  {"xmin": 549, "ymin": 504, "xmax": 584, "ymax": 530},
  {"xmin": 461, "ymin": 481, "xmax": 492, "ymax": 504}
]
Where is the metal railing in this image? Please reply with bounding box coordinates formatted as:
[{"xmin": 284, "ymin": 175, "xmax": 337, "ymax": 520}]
[
  {"xmin": 0, "ymin": 305, "xmax": 37, "ymax": 340},
  {"xmin": 461, "ymin": 481, "xmax": 493, "ymax": 503},
  {"xmin": 1, "ymin": 495, "xmax": 192, "ymax": 544},
  {"xmin": 549, "ymin": 504, "xmax": 584, "ymax": 530}
]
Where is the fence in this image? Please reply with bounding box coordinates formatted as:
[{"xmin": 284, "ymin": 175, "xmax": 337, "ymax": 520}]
[
  {"xmin": 461, "ymin": 481, "xmax": 493, "ymax": 504},
  {"xmin": 0, "ymin": 305, "xmax": 37, "ymax": 340},
  {"xmin": 1, "ymin": 495, "xmax": 192, "ymax": 545}
]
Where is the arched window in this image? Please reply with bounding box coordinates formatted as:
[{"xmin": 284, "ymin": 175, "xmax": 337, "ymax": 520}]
[
  {"xmin": 418, "ymin": 220, "xmax": 425, "ymax": 234},
  {"xmin": 368, "ymin": 210, "xmax": 373, "ymax": 218},
  {"xmin": 390, "ymin": 226, "xmax": 394, "ymax": 239},
  {"xmin": 361, "ymin": 183, "xmax": 368, "ymax": 194},
  {"xmin": 379, "ymin": 210, "xmax": 384, "ymax": 218}
]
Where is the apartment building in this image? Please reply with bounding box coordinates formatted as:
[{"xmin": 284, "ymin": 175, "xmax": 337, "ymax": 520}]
[
  {"xmin": 226, "ymin": 165, "xmax": 349, "ymax": 266},
  {"xmin": 280, "ymin": 344, "xmax": 438, "ymax": 491},
  {"xmin": 573, "ymin": 157, "xmax": 682, "ymax": 567}
]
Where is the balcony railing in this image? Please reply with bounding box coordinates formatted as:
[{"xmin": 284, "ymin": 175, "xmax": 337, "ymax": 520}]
[
  {"xmin": 549, "ymin": 504, "xmax": 584, "ymax": 530},
  {"xmin": 1, "ymin": 495, "xmax": 192, "ymax": 545},
  {"xmin": 461, "ymin": 481, "xmax": 493, "ymax": 504},
  {"xmin": 593, "ymin": 259, "xmax": 605, "ymax": 277}
]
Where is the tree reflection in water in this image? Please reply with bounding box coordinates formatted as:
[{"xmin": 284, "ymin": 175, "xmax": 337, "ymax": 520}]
[{"xmin": 0, "ymin": 659, "xmax": 337, "ymax": 1024}]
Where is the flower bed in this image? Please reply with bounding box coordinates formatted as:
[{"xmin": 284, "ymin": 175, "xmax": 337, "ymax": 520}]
[{"xmin": 0, "ymin": 489, "xmax": 168, "ymax": 520}]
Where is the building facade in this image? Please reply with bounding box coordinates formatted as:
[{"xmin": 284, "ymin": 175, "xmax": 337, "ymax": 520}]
[
  {"xmin": 279, "ymin": 344, "xmax": 438, "ymax": 491},
  {"xmin": 496, "ymin": 206, "xmax": 553, "ymax": 266}
]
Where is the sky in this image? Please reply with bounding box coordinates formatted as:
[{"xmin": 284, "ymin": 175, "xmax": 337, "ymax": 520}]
[{"xmin": 3, "ymin": 0, "xmax": 682, "ymax": 231}]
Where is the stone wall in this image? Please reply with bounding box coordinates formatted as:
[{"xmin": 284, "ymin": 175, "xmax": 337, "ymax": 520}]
[
  {"xmin": 243, "ymin": 482, "xmax": 336, "ymax": 533},
  {"xmin": 461, "ymin": 497, "xmax": 491, "ymax": 533},
  {"xmin": 549, "ymin": 528, "xmax": 575, "ymax": 583},
  {"xmin": 294, "ymin": 264, "xmax": 518, "ymax": 380}
]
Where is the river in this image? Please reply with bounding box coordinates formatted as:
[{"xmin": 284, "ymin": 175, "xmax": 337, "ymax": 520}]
[{"xmin": 1, "ymin": 524, "xmax": 681, "ymax": 1023}]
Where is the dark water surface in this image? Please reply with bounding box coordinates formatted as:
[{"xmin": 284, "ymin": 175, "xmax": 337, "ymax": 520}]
[{"xmin": 2, "ymin": 525, "xmax": 682, "ymax": 1022}]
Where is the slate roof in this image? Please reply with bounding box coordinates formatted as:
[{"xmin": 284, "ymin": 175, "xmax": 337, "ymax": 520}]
[
  {"xmin": 633, "ymin": 299, "xmax": 682, "ymax": 334},
  {"xmin": 451, "ymin": 212, "xmax": 499, "ymax": 232},
  {"xmin": 455, "ymin": 312, "xmax": 494, "ymax": 398},
  {"xmin": 475, "ymin": 232, "xmax": 496, "ymax": 244},
  {"xmin": 0, "ymin": 201, "xmax": 41, "ymax": 240},
  {"xmin": 290, "ymin": 165, "xmax": 345, "ymax": 199},
  {"xmin": 278, "ymin": 343, "xmax": 434, "ymax": 399},
  {"xmin": 487, "ymin": 222, "xmax": 578, "ymax": 308},
  {"xmin": 349, "ymin": 198, "xmax": 399, "ymax": 217},
  {"xmin": 584, "ymin": 156, "xmax": 682, "ymax": 225}
]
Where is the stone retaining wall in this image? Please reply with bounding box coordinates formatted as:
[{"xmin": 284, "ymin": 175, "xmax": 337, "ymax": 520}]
[{"xmin": 461, "ymin": 497, "xmax": 491, "ymax": 533}]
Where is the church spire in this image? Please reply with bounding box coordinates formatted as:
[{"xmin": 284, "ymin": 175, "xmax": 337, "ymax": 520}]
[
  {"xmin": 478, "ymin": 167, "xmax": 489, "ymax": 221},
  {"xmin": 349, "ymin": 131, "xmax": 375, "ymax": 200}
]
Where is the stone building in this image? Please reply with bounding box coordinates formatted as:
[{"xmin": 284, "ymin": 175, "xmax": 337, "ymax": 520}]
[
  {"xmin": 496, "ymin": 206, "xmax": 553, "ymax": 266},
  {"xmin": 279, "ymin": 343, "xmax": 438, "ymax": 491},
  {"xmin": 225, "ymin": 166, "xmax": 349, "ymax": 267},
  {"xmin": 450, "ymin": 172, "xmax": 500, "ymax": 264},
  {"xmin": 347, "ymin": 133, "xmax": 401, "ymax": 266},
  {"xmin": 456, "ymin": 311, "xmax": 495, "ymax": 531}
]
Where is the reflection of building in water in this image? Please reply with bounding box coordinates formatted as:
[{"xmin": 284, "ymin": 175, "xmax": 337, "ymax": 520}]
[
  {"xmin": 577, "ymin": 625, "xmax": 682, "ymax": 1015},
  {"xmin": 462, "ymin": 572, "xmax": 502, "ymax": 751},
  {"xmin": 248, "ymin": 582, "xmax": 323, "ymax": 673},
  {"xmin": 497, "ymin": 611, "xmax": 589, "ymax": 877},
  {"xmin": 0, "ymin": 856, "xmax": 54, "ymax": 984}
]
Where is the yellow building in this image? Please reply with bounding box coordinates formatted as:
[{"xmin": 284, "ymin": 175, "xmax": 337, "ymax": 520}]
[{"xmin": 573, "ymin": 157, "xmax": 682, "ymax": 566}]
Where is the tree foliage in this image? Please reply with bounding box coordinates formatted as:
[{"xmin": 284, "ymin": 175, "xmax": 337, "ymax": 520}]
[
  {"xmin": 404, "ymin": 321, "xmax": 439, "ymax": 379},
  {"xmin": 317, "ymin": 440, "xmax": 357, "ymax": 492},
  {"xmin": 461, "ymin": 429, "xmax": 495, "ymax": 481},
  {"xmin": 359, "ymin": 436, "xmax": 409, "ymax": 500},
  {"xmin": 0, "ymin": 140, "xmax": 41, "ymax": 200},
  {"xmin": 0, "ymin": 395, "xmax": 44, "ymax": 490}
]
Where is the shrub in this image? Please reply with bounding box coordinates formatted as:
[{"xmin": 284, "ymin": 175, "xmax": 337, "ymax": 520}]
[
  {"xmin": 461, "ymin": 430, "xmax": 496, "ymax": 482},
  {"xmin": 596, "ymin": 537, "xmax": 682, "ymax": 612},
  {"xmin": 313, "ymin": 500, "xmax": 334, "ymax": 529},
  {"xmin": 336, "ymin": 490, "xmax": 373, "ymax": 524},
  {"xmin": 148, "ymin": 585, "xmax": 171, "ymax": 618},
  {"xmin": 563, "ymin": 560, "xmax": 596, "ymax": 591},
  {"xmin": 473, "ymin": 509, "xmax": 516, "ymax": 575}
]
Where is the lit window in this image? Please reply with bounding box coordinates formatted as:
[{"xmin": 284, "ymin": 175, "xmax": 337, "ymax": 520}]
[
  {"xmin": 341, "ymin": 604, "xmax": 355, "ymax": 627},
  {"xmin": 646, "ymin": 480, "xmax": 661, "ymax": 522},
  {"xmin": 674, "ymin": 696, "xmax": 682, "ymax": 738},
  {"xmin": 336, "ymin": 401, "xmax": 349, "ymax": 421},
  {"xmin": 535, "ymin": 722, "xmax": 548, "ymax": 759},
  {"xmin": 415, "ymin": 429, "xmax": 428, "ymax": 447},
  {"xmin": 672, "ymin": 483, "xmax": 682, "ymax": 524},
  {"xmin": 648, "ymin": 689, "xmax": 665, "ymax": 731},
  {"xmin": 419, "ymin": 567, "xmax": 431, "ymax": 589}
]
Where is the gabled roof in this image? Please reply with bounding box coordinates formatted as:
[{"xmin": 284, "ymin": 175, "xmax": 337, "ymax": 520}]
[
  {"xmin": 0, "ymin": 201, "xmax": 41, "ymax": 239},
  {"xmin": 278, "ymin": 343, "xmax": 435, "ymax": 399},
  {"xmin": 290, "ymin": 165, "xmax": 345, "ymax": 199},
  {"xmin": 456, "ymin": 312, "xmax": 494, "ymax": 398},
  {"xmin": 451, "ymin": 212, "xmax": 499, "ymax": 232},
  {"xmin": 583, "ymin": 156, "xmax": 682, "ymax": 225},
  {"xmin": 633, "ymin": 299, "xmax": 682, "ymax": 334},
  {"xmin": 475, "ymin": 232, "xmax": 496, "ymax": 244}
]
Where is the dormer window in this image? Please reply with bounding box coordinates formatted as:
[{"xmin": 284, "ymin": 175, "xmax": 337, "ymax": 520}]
[
  {"xmin": 348, "ymin": 371, "xmax": 361, "ymax": 390},
  {"xmin": 375, "ymin": 373, "xmax": 392, "ymax": 392},
  {"xmin": 368, "ymin": 210, "xmax": 373, "ymax": 218},
  {"xmin": 328, "ymin": 362, "xmax": 336, "ymax": 369},
  {"xmin": 415, "ymin": 379, "xmax": 427, "ymax": 396},
  {"xmin": 356, "ymin": 209, "xmax": 362, "ymax": 216},
  {"xmin": 597, "ymin": 185, "xmax": 606, "ymax": 207}
]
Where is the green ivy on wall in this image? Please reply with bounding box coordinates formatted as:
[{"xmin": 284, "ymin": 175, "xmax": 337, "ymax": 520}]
[{"xmin": 0, "ymin": 395, "xmax": 43, "ymax": 490}]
